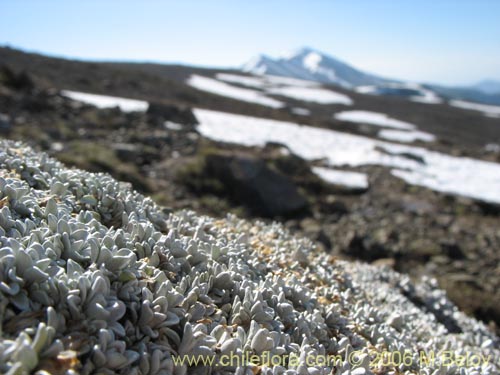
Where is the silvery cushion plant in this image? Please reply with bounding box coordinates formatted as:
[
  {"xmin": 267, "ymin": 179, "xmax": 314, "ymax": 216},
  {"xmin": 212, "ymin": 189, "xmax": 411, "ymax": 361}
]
[{"xmin": 0, "ymin": 140, "xmax": 498, "ymax": 375}]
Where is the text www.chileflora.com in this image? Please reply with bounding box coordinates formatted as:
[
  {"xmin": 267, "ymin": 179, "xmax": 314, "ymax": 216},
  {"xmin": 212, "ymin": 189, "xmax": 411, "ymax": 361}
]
[{"xmin": 171, "ymin": 350, "xmax": 494, "ymax": 369}]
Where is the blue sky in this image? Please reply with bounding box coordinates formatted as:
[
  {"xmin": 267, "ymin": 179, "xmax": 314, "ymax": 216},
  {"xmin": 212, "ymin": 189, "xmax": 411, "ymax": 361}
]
[{"xmin": 1, "ymin": 0, "xmax": 499, "ymax": 85}]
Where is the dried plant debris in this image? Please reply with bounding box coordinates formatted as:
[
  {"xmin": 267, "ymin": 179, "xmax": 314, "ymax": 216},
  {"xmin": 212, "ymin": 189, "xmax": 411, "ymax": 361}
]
[{"xmin": 0, "ymin": 140, "xmax": 498, "ymax": 375}]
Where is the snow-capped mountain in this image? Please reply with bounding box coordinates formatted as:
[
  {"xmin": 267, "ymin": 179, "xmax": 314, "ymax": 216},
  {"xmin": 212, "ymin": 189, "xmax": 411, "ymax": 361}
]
[
  {"xmin": 242, "ymin": 47, "xmax": 393, "ymax": 88},
  {"xmin": 471, "ymin": 80, "xmax": 500, "ymax": 95}
]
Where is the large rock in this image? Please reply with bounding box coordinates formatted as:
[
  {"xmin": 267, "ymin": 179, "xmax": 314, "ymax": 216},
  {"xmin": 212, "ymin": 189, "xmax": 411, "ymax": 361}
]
[
  {"xmin": 205, "ymin": 152, "xmax": 309, "ymax": 217},
  {"xmin": 146, "ymin": 102, "xmax": 197, "ymax": 126},
  {"xmin": 112, "ymin": 142, "xmax": 141, "ymax": 163}
]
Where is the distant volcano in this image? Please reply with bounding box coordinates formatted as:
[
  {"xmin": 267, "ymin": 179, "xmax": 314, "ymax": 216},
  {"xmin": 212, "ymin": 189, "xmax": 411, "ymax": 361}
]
[{"xmin": 242, "ymin": 47, "xmax": 393, "ymax": 88}]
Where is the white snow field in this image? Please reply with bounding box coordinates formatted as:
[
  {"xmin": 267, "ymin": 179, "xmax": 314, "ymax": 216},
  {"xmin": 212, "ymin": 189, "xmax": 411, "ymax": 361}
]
[
  {"xmin": 216, "ymin": 73, "xmax": 319, "ymax": 89},
  {"xmin": 164, "ymin": 121, "xmax": 184, "ymax": 131},
  {"xmin": 449, "ymin": 99, "xmax": 500, "ymax": 118},
  {"xmin": 194, "ymin": 108, "xmax": 500, "ymax": 204},
  {"xmin": 61, "ymin": 90, "xmax": 149, "ymax": 112},
  {"xmin": 267, "ymin": 85, "xmax": 353, "ymax": 105},
  {"xmin": 334, "ymin": 110, "xmax": 416, "ymax": 130},
  {"xmin": 186, "ymin": 75, "xmax": 284, "ymax": 108},
  {"xmin": 192, "ymin": 73, "xmax": 353, "ymax": 106},
  {"xmin": 334, "ymin": 110, "xmax": 436, "ymax": 143},
  {"xmin": 291, "ymin": 107, "xmax": 311, "ymax": 116},
  {"xmin": 378, "ymin": 129, "xmax": 436, "ymax": 143},
  {"xmin": 312, "ymin": 166, "xmax": 369, "ymax": 189},
  {"xmin": 263, "ymin": 74, "xmax": 322, "ymax": 87},
  {"xmin": 356, "ymin": 82, "xmax": 443, "ymax": 104},
  {"xmin": 215, "ymin": 73, "xmax": 269, "ymax": 88}
]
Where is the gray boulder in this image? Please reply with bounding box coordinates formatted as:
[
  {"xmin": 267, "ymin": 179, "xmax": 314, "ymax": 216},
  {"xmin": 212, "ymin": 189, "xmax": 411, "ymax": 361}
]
[{"xmin": 205, "ymin": 153, "xmax": 309, "ymax": 217}]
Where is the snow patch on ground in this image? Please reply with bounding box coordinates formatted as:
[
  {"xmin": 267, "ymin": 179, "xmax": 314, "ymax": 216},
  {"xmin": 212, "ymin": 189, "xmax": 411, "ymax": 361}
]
[
  {"xmin": 355, "ymin": 85, "xmax": 377, "ymax": 95},
  {"xmin": 61, "ymin": 90, "xmax": 149, "ymax": 112},
  {"xmin": 164, "ymin": 121, "xmax": 184, "ymax": 131},
  {"xmin": 450, "ymin": 100, "xmax": 500, "ymax": 118},
  {"xmin": 378, "ymin": 129, "xmax": 436, "ymax": 143},
  {"xmin": 334, "ymin": 110, "xmax": 416, "ymax": 130},
  {"xmin": 312, "ymin": 167, "xmax": 368, "ymax": 189},
  {"xmin": 291, "ymin": 107, "xmax": 311, "ymax": 116},
  {"xmin": 268, "ymin": 86, "xmax": 353, "ymax": 105},
  {"xmin": 194, "ymin": 108, "xmax": 500, "ymax": 204},
  {"xmin": 187, "ymin": 75, "xmax": 284, "ymax": 108},
  {"xmin": 215, "ymin": 73, "xmax": 352, "ymax": 105},
  {"xmin": 356, "ymin": 83, "xmax": 443, "ymax": 104},
  {"xmin": 264, "ymin": 74, "xmax": 319, "ymax": 87},
  {"xmin": 216, "ymin": 73, "xmax": 318, "ymax": 88},
  {"xmin": 215, "ymin": 73, "xmax": 267, "ymax": 89},
  {"xmin": 411, "ymin": 94, "xmax": 443, "ymax": 104}
]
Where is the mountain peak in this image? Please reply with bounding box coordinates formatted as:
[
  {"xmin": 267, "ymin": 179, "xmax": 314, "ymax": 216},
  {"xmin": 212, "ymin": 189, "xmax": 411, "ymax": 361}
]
[
  {"xmin": 281, "ymin": 46, "xmax": 317, "ymax": 59},
  {"xmin": 242, "ymin": 47, "xmax": 390, "ymax": 88}
]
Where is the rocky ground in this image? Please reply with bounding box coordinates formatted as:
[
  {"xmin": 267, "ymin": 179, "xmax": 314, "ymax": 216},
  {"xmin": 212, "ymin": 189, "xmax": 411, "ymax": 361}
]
[{"xmin": 1, "ymin": 63, "xmax": 499, "ymax": 338}]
